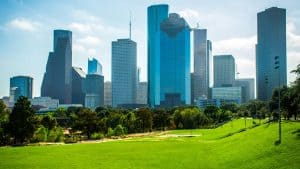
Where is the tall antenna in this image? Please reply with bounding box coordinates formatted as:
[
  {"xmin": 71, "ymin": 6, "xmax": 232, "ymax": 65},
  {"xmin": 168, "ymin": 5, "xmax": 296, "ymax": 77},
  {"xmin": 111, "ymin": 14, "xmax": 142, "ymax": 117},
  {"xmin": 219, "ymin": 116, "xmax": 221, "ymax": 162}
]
[{"xmin": 129, "ymin": 10, "xmax": 132, "ymax": 40}]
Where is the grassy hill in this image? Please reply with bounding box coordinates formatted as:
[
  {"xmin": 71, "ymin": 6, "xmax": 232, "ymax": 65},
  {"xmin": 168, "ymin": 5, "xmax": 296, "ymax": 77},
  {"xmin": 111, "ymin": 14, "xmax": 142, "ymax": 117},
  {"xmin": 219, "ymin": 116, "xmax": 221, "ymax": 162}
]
[{"xmin": 0, "ymin": 119, "xmax": 299, "ymax": 169}]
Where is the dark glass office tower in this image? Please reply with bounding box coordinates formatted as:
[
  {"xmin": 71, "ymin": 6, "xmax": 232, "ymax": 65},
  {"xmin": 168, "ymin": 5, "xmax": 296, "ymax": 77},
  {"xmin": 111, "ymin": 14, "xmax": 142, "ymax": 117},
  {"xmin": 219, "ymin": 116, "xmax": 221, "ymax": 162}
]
[
  {"xmin": 147, "ymin": 4, "xmax": 169, "ymax": 107},
  {"xmin": 10, "ymin": 76, "xmax": 33, "ymax": 102},
  {"xmin": 41, "ymin": 30, "xmax": 72, "ymax": 104},
  {"xmin": 256, "ymin": 7, "xmax": 287, "ymax": 101},
  {"xmin": 71, "ymin": 67, "xmax": 86, "ymax": 105}
]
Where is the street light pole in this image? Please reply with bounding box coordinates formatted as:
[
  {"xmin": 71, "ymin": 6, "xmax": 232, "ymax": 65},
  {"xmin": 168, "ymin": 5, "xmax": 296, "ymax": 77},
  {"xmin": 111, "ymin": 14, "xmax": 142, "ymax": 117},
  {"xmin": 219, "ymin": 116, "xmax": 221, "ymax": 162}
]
[{"xmin": 274, "ymin": 56, "xmax": 281, "ymax": 144}]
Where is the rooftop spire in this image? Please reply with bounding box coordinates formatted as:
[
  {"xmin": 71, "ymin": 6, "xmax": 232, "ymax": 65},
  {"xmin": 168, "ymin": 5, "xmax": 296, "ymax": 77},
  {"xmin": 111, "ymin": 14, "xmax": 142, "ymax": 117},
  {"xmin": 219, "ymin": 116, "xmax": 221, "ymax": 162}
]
[{"xmin": 129, "ymin": 10, "xmax": 132, "ymax": 39}]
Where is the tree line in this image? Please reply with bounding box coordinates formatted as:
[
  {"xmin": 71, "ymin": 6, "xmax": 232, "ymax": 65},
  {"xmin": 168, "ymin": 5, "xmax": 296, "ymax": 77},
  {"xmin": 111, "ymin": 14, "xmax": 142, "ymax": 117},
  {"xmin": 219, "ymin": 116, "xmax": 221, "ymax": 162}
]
[{"xmin": 0, "ymin": 64, "xmax": 299, "ymax": 146}]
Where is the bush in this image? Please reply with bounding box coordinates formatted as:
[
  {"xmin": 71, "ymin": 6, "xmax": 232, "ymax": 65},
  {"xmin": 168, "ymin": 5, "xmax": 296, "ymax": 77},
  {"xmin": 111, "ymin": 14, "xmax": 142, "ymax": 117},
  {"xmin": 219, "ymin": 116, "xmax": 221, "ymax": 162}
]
[
  {"xmin": 91, "ymin": 132, "xmax": 104, "ymax": 140},
  {"xmin": 114, "ymin": 125, "xmax": 125, "ymax": 136},
  {"xmin": 106, "ymin": 128, "xmax": 114, "ymax": 138},
  {"xmin": 47, "ymin": 127, "xmax": 64, "ymax": 142},
  {"xmin": 64, "ymin": 135, "xmax": 78, "ymax": 144},
  {"xmin": 32, "ymin": 126, "xmax": 48, "ymax": 142}
]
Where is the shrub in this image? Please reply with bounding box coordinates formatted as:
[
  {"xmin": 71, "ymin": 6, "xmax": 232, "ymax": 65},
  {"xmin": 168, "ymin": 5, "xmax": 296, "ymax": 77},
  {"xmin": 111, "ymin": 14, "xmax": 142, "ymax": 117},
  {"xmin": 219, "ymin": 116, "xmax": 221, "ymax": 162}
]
[
  {"xmin": 114, "ymin": 125, "xmax": 125, "ymax": 136},
  {"xmin": 91, "ymin": 132, "xmax": 104, "ymax": 140},
  {"xmin": 47, "ymin": 127, "xmax": 64, "ymax": 142},
  {"xmin": 32, "ymin": 126, "xmax": 48, "ymax": 142},
  {"xmin": 64, "ymin": 135, "xmax": 78, "ymax": 144},
  {"xmin": 106, "ymin": 128, "xmax": 114, "ymax": 138}
]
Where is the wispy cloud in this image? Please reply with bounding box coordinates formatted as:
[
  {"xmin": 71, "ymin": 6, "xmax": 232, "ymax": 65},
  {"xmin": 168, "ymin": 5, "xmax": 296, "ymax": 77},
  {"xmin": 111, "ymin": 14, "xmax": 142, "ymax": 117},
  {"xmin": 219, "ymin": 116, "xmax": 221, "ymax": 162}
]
[{"xmin": 8, "ymin": 18, "xmax": 40, "ymax": 32}]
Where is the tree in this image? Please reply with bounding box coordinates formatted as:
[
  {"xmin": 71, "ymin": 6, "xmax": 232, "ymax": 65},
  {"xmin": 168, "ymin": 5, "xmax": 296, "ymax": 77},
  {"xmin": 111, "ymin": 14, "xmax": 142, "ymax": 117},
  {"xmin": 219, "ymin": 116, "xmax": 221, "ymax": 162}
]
[
  {"xmin": 0, "ymin": 100, "xmax": 9, "ymax": 145},
  {"xmin": 135, "ymin": 108, "xmax": 152, "ymax": 132},
  {"xmin": 220, "ymin": 103, "xmax": 238, "ymax": 114},
  {"xmin": 41, "ymin": 114, "xmax": 57, "ymax": 130},
  {"xmin": 122, "ymin": 112, "xmax": 136, "ymax": 133},
  {"xmin": 153, "ymin": 108, "xmax": 169, "ymax": 131},
  {"xmin": 204, "ymin": 105, "xmax": 219, "ymax": 122},
  {"xmin": 7, "ymin": 96, "xmax": 38, "ymax": 144},
  {"xmin": 72, "ymin": 108, "xmax": 99, "ymax": 139}
]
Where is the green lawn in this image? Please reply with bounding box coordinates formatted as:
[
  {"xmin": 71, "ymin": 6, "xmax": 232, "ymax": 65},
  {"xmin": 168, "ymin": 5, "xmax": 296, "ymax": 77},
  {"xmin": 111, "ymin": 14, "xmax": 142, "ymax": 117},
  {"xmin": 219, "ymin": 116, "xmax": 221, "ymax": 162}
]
[{"xmin": 0, "ymin": 119, "xmax": 299, "ymax": 169}]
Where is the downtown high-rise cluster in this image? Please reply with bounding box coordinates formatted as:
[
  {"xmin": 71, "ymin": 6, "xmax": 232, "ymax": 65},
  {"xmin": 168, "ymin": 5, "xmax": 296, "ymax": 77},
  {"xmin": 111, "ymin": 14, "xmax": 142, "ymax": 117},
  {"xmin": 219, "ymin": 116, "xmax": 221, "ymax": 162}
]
[{"xmin": 2, "ymin": 5, "xmax": 287, "ymax": 111}]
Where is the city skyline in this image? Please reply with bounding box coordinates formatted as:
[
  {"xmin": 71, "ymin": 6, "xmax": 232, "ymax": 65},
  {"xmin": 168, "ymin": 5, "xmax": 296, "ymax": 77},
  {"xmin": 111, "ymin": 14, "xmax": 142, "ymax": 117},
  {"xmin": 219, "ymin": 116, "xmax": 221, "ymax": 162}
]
[{"xmin": 1, "ymin": 0, "xmax": 300, "ymax": 97}]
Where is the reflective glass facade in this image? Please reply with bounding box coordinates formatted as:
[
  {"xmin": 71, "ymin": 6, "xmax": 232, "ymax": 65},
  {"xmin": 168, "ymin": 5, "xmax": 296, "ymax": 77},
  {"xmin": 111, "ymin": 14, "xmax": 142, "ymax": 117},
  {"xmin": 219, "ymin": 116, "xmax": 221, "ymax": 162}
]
[
  {"xmin": 83, "ymin": 74, "xmax": 104, "ymax": 109},
  {"xmin": 71, "ymin": 67, "xmax": 86, "ymax": 105},
  {"xmin": 159, "ymin": 13, "xmax": 191, "ymax": 107},
  {"xmin": 112, "ymin": 39, "xmax": 137, "ymax": 107},
  {"xmin": 192, "ymin": 29, "xmax": 212, "ymax": 102},
  {"xmin": 88, "ymin": 58, "xmax": 102, "ymax": 75},
  {"xmin": 256, "ymin": 7, "xmax": 287, "ymax": 101},
  {"xmin": 211, "ymin": 87, "xmax": 242, "ymax": 104},
  {"xmin": 213, "ymin": 55, "xmax": 235, "ymax": 87},
  {"xmin": 147, "ymin": 4, "xmax": 169, "ymax": 107},
  {"xmin": 10, "ymin": 76, "xmax": 33, "ymax": 101},
  {"xmin": 41, "ymin": 30, "xmax": 72, "ymax": 104}
]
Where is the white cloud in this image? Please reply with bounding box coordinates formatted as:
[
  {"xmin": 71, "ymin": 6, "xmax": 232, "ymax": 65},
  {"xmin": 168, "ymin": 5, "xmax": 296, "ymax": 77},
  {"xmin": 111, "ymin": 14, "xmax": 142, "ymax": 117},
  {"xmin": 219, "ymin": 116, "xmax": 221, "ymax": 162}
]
[
  {"xmin": 77, "ymin": 36, "xmax": 102, "ymax": 46},
  {"xmin": 287, "ymin": 22, "xmax": 300, "ymax": 49},
  {"xmin": 8, "ymin": 18, "xmax": 39, "ymax": 32},
  {"xmin": 179, "ymin": 9, "xmax": 201, "ymax": 27}
]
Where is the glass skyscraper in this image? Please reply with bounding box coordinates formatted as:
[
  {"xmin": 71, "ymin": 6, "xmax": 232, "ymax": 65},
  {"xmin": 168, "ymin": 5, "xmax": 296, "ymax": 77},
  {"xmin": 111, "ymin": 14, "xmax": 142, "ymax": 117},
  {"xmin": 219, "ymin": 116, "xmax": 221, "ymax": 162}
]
[
  {"xmin": 192, "ymin": 29, "xmax": 212, "ymax": 103},
  {"xmin": 41, "ymin": 29, "xmax": 72, "ymax": 104},
  {"xmin": 147, "ymin": 4, "xmax": 169, "ymax": 107},
  {"xmin": 213, "ymin": 55, "xmax": 235, "ymax": 87},
  {"xmin": 256, "ymin": 7, "xmax": 287, "ymax": 101},
  {"xmin": 148, "ymin": 11, "xmax": 191, "ymax": 107},
  {"xmin": 83, "ymin": 74, "xmax": 104, "ymax": 109},
  {"xmin": 88, "ymin": 58, "xmax": 102, "ymax": 75},
  {"xmin": 71, "ymin": 67, "xmax": 86, "ymax": 105},
  {"xmin": 111, "ymin": 39, "xmax": 137, "ymax": 107},
  {"xmin": 10, "ymin": 76, "xmax": 33, "ymax": 102}
]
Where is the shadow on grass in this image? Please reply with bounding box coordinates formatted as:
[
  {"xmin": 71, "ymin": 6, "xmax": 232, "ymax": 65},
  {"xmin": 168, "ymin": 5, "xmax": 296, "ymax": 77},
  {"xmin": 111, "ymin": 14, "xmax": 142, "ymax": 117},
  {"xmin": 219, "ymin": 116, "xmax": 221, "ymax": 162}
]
[{"xmin": 291, "ymin": 129, "xmax": 300, "ymax": 139}]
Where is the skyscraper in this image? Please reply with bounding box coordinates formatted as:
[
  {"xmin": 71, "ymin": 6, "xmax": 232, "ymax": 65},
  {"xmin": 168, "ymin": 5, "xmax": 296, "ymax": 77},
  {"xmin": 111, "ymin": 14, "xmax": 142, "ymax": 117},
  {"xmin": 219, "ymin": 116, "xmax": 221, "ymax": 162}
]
[
  {"xmin": 71, "ymin": 67, "xmax": 86, "ymax": 105},
  {"xmin": 88, "ymin": 58, "xmax": 102, "ymax": 75},
  {"xmin": 83, "ymin": 74, "xmax": 104, "ymax": 109},
  {"xmin": 152, "ymin": 12, "xmax": 191, "ymax": 107},
  {"xmin": 256, "ymin": 7, "xmax": 287, "ymax": 101},
  {"xmin": 83, "ymin": 58, "xmax": 104, "ymax": 109},
  {"xmin": 192, "ymin": 29, "xmax": 212, "ymax": 103},
  {"xmin": 104, "ymin": 81, "xmax": 112, "ymax": 106},
  {"xmin": 10, "ymin": 76, "xmax": 33, "ymax": 102},
  {"xmin": 214, "ymin": 55, "xmax": 235, "ymax": 87},
  {"xmin": 41, "ymin": 30, "xmax": 72, "ymax": 104},
  {"xmin": 147, "ymin": 4, "xmax": 169, "ymax": 107},
  {"xmin": 111, "ymin": 39, "xmax": 137, "ymax": 107}
]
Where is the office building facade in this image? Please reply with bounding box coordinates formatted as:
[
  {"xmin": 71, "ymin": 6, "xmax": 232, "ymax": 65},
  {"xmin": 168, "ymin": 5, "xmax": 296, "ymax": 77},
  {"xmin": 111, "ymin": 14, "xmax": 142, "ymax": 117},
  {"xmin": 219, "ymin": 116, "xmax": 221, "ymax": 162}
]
[
  {"xmin": 193, "ymin": 29, "xmax": 212, "ymax": 103},
  {"xmin": 147, "ymin": 4, "xmax": 169, "ymax": 107},
  {"xmin": 211, "ymin": 87, "xmax": 243, "ymax": 104},
  {"xmin": 10, "ymin": 76, "xmax": 33, "ymax": 102},
  {"xmin": 71, "ymin": 67, "xmax": 86, "ymax": 105},
  {"xmin": 234, "ymin": 78, "xmax": 255, "ymax": 103},
  {"xmin": 104, "ymin": 81, "xmax": 112, "ymax": 106},
  {"xmin": 41, "ymin": 29, "xmax": 72, "ymax": 104},
  {"xmin": 88, "ymin": 58, "xmax": 102, "ymax": 75},
  {"xmin": 256, "ymin": 7, "xmax": 287, "ymax": 101},
  {"xmin": 111, "ymin": 39, "xmax": 137, "ymax": 107},
  {"xmin": 214, "ymin": 55, "xmax": 235, "ymax": 87},
  {"xmin": 83, "ymin": 74, "xmax": 104, "ymax": 109}
]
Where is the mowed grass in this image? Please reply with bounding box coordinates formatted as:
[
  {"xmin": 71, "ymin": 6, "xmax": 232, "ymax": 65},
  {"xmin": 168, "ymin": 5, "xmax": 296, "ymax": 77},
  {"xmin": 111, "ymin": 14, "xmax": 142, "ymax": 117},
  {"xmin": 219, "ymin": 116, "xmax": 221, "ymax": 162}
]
[{"xmin": 0, "ymin": 119, "xmax": 299, "ymax": 169}]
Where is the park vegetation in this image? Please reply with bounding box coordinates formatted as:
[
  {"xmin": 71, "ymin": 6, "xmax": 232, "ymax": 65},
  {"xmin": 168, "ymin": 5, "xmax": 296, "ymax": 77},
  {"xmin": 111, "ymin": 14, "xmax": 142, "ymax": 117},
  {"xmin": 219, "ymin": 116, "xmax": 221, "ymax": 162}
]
[{"xmin": 0, "ymin": 64, "xmax": 299, "ymax": 146}]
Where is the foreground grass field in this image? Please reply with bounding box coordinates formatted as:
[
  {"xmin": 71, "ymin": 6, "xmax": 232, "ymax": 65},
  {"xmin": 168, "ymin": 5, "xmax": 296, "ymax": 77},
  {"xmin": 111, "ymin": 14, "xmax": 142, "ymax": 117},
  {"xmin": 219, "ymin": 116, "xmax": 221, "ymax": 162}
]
[{"xmin": 0, "ymin": 119, "xmax": 299, "ymax": 169}]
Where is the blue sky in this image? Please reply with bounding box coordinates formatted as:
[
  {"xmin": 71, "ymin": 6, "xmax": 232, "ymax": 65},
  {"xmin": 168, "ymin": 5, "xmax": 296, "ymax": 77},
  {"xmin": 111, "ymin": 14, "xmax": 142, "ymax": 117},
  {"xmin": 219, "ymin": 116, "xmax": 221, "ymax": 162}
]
[{"xmin": 0, "ymin": 0, "xmax": 300, "ymax": 97}]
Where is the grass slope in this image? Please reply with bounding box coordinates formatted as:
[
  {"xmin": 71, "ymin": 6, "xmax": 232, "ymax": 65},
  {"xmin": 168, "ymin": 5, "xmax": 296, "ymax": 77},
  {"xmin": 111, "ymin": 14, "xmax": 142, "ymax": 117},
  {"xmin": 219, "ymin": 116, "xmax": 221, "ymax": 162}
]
[{"xmin": 0, "ymin": 119, "xmax": 299, "ymax": 169}]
